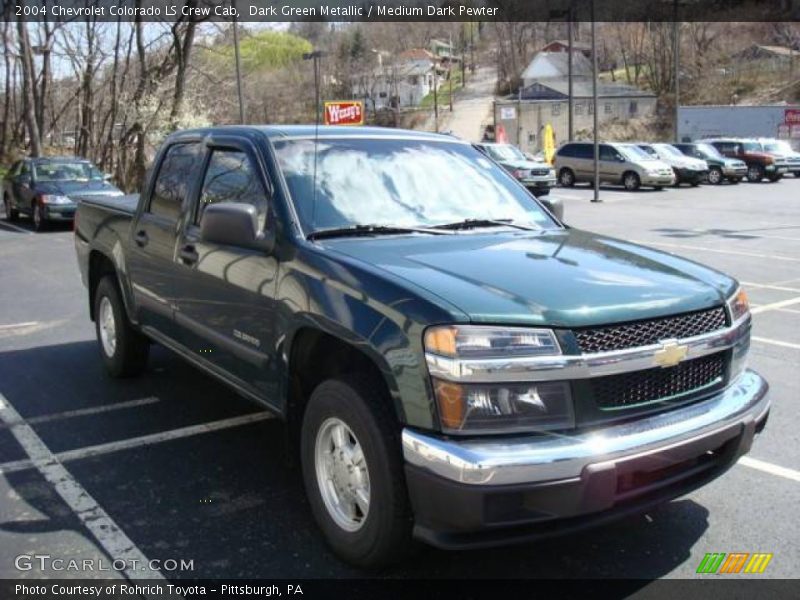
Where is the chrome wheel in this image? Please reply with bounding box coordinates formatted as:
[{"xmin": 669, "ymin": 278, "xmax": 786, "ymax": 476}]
[
  {"xmin": 624, "ymin": 173, "xmax": 640, "ymax": 191},
  {"xmin": 708, "ymin": 168, "xmax": 722, "ymax": 185},
  {"xmin": 314, "ymin": 417, "xmax": 370, "ymax": 532},
  {"xmin": 747, "ymin": 165, "xmax": 762, "ymax": 182},
  {"xmin": 98, "ymin": 296, "xmax": 117, "ymax": 357}
]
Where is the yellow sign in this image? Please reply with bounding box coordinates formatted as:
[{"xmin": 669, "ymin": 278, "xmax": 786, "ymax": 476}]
[{"xmin": 543, "ymin": 123, "xmax": 556, "ymax": 165}]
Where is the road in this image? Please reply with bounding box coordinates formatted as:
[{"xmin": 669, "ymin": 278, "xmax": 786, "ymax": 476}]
[{"xmin": 0, "ymin": 179, "xmax": 797, "ymax": 581}]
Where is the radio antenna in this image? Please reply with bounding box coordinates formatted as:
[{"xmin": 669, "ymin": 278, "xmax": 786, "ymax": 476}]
[{"xmin": 303, "ymin": 50, "xmax": 325, "ymax": 231}]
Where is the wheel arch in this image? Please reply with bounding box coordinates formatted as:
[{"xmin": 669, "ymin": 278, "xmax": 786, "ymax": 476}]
[{"xmin": 88, "ymin": 250, "xmax": 135, "ymax": 323}]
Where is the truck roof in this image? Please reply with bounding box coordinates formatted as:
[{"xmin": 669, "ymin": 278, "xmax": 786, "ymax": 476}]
[{"xmin": 165, "ymin": 125, "xmax": 463, "ymax": 144}]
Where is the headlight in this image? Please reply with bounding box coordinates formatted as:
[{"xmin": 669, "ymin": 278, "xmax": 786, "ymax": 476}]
[
  {"xmin": 40, "ymin": 194, "xmax": 72, "ymax": 205},
  {"xmin": 424, "ymin": 326, "xmax": 573, "ymax": 433},
  {"xmin": 424, "ymin": 325, "xmax": 560, "ymax": 359},
  {"xmin": 548, "ymin": 169, "xmax": 556, "ymax": 178},
  {"xmin": 727, "ymin": 287, "xmax": 750, "ymax": 322}
]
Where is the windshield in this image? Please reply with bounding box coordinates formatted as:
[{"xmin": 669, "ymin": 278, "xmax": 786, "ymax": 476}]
[
  {"xmin": 618, "ymin": 144, "xmax": 653, "ymax": 161},
  {"xmin": 485, "ymin": 144, "xmax": 525, "ymax": 161},
  {"xmin": 273, "ymin": 138, "xmax": 558, "ymax": 234},
  {"xmin": 742, "ymin": 141, "xmax": 762, "ymax": 153},
  {"xmin": 655, "ymin": 144, "xmax": 684, "ymax": 157},
  {"xmin": 34, "ymin": 161, "xmax": 104, "ymax": 182},
  {"xmin": 763, "ymin": 140, "xmax": 793, "ymax": 153},
  {"xmin": 640, "ymin": 145, "xmax": 658, "ymax": 157},
  {"xmin": 696, "ymin": 143, "xmax": 724, "ymax": 159}
]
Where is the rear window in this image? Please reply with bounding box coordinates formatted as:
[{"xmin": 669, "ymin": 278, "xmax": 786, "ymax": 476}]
[
  {"xmin": 559, "ymin": 143, "xmax": 592, "ymax": 159},
  {"xmin": 148, "ymin": 142, "xmax": 204, "ymax": 221}
]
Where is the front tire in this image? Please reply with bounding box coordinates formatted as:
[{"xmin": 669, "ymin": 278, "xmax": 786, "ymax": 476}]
[
  {"xmin": 301, "ymin": 376, "xmax": 413, "ymax": 568},
  {"xmin": 94, "ymin": 276, "xmax": 149, "ymax": 377},
  {"xmin": 746, "ymin": 164, "xmax": 764, "ymax": 183},
  {"xmin": 707, "ymin": 167, "xmax": 723, "ymax": 185},
  {"xmin": 33, "ymin": 203, "xmax": 47, "ymax": 232},
  {"xmin": 623, "ymin": 171, "xmax": 641, "ymax": 191},
  {"xmin": 559, "ymin": 168, "xmax": 575, "ymax": 187}
]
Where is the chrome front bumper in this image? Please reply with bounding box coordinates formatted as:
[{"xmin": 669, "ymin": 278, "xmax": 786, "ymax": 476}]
[{"xmin": 402, "ymin": 369, "xmax": 769, "ymax": 486}]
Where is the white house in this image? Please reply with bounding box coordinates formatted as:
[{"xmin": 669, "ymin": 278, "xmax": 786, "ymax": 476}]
[{"xmin": 353, "ymin": 48, "xmax": 446, "ymax": 110}]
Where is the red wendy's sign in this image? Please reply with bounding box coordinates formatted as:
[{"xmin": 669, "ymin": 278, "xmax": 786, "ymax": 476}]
[
  {"xmin": 785, "ymin": 109, "xmax": 800, "ymax": 125},
  {"xmin": 324, "ymin": 101, "xmax": 364, "ymax": 126}
]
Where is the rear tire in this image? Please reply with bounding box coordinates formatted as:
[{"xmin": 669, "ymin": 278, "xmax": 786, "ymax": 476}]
[
  {"xmin": 558, "ymin": 168, "xmax": 575, "ymax": 187},
  {"xmin": 623, "ymin": 171, "xmax": 641, "ymax": 191},
  {"xmin": 3, "ymin": 195, "xmax": 19, "ymax": 221},
  {"xmin": 300, "ymin": 375, "xmax": 414, "ymax": 568},
  {"xmin": 93, "ymin": 276, "xmax": 149, "ymax": 377}
]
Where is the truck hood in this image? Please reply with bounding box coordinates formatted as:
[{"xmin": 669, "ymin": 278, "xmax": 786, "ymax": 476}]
[
  {"xmin": 323, "ymin": 229, "xmax": 735, "ymax": 328},
  {"xmin": 499, "ymin": 159, "xmax": 551, "ymax": 171},
  {"xmin": 34, "ymin": 180, "xmax": 123, "ymax": 197}
]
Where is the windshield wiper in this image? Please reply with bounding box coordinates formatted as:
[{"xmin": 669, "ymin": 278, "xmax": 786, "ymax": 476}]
[
  {"xmin": 430, "ymin": 218, "xmax": 539, "ymax": 232},
  {"xmin": 307, "ymin": 224, "xmax": 452, "ymax": 241}
]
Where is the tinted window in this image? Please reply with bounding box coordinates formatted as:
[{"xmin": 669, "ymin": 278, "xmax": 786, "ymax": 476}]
[
  {"xmin": 197, "ymin": 149, "xmax": 268, "ymax": 229},
  {"xmin": 599, "ymin": 145, "xmax": 618, "ymax": 161},
  {"xmin": 149, "ymin": 142, "xmax": 203, "ymax": 221},
  {"xmin": 557, "ymin": 144, "xmax": 575, "ymax": 158}
]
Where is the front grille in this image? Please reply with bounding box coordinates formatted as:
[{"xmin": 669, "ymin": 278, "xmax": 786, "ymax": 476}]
[
  {"xmin": 591, "ymin": 352, "xmax": 726, "ymax": 410},
  {"xmin": 531, "ymin": 169, "xmax": 550, "ymax": 176},
  {"xmin": 573, "ymin": 307, "xmax": 727, "ymax": 354}
]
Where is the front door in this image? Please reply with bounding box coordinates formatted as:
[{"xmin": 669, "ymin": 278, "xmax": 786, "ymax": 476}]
[{"xmin": 172, "ymin": 138, "xmax": 280, "ymax": 403}]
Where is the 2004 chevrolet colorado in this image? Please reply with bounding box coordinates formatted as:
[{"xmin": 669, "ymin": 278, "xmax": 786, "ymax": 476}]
[{"xmin": 74, "ymin": 126, "xmax": 769, "ymax": 568}]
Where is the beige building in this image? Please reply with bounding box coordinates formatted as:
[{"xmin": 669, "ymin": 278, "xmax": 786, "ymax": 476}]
[{"xmin": 495, "ymin": 52, "xmax": 657, "ymax": 153}]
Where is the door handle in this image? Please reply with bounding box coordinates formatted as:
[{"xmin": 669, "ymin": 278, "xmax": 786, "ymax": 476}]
[
  {"xmin": 134, "ymin": 230, "xmax": 148, "ymax": 247},
  {"xmin": 179, "ymin": 244, "xmax": 199, "ymax": 265}
]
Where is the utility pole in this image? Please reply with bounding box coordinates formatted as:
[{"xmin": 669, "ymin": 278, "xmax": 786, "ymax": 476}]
[
  {"xmin": 591, "ymin": 1, "xmax": 600, "ymax": 202},
  {"xmin": 433, "ymin": 68, "xmax": 439, "ymax": 132},
  {"xmin": 673, "ymin": 0, "xmax": 680, "ymax": 142},
  {"xmin": 567, "ymin": 14, "xmax": 574, "ymax": 141},
  {"xmin": 232, "ymin": 7, "xmax": 245, "ymax": 124}
]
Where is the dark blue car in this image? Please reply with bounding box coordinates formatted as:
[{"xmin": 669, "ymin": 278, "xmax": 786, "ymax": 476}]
[{"xmin": 3, "ymin": 156, "xmax": 123, "ymax": 231}]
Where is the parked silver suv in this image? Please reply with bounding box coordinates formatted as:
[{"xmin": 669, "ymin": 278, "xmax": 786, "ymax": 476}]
[{"xmin": 555, "ymin": 142, "xmax": 676, "ymax": 191}]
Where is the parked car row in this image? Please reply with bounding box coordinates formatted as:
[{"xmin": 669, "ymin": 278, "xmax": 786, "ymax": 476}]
[
  {"xmin": 551, "ymin": 137, "xmax": 799, "ymax": 192},
  {"xmin": 2, "ymin": 157, "xmax": 123, "ymax": 231}
]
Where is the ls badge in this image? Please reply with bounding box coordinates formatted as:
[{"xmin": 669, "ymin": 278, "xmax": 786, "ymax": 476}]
[{"xmin": 653, "ymin": 340, "xmax": 689, "ymax": 368}]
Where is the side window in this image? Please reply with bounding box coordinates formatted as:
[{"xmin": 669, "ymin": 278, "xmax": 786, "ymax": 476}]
[
  {"xmin": 599, "ymin": 145, "xmax": 617, "ymax": 161},
  {"xmin": 149, "ymin": 142, "xmax": 203, "ymax": 221},
  {"xmin": 20, "ymin": 161, "xmax": 31, "ymax": 176},
  {"xmin": 557, "ymin": 144, "xmax": 573, "ymax": 158},
  {"xmin": 197, "ymin": 149, "xmax": 268, "ymax": 230},
  {"xmin": 576, "ymin": 144, "xmax": 592, "ymax": 159}
]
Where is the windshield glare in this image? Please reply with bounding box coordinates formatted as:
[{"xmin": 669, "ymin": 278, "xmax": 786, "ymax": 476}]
[
  {"xmin": 742, "ymin": 141, "xmax": 761, "ymax": 153},
  {"xmin": 619, "ymin": 145, "xmax": 653, "ymax": 161},
  {"xmin": 697, "ymin": 144, "xmax": 723, "ymax": 159},
  {"xmin": 486, "ymin": 144, "xmax": 525, "ymax": 161},
  {"xmin": 655, "ymin": 144, "xmax": 684, "ymax": 157},
  {"xmin": 764, "ymin": 140, "xmax": 792, "ymax": 153},
  {"xmin": 274, "ymin": 138, "xmax": 558, "ymax": 234},
  {"xmin": 34, "ymin": 162, "xmax": 103, "ymax": 182}
]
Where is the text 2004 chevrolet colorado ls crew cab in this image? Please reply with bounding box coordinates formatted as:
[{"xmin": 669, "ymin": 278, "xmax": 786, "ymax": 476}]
[{"xmin": 74, "ymin": 126, "xmax": 769, "ymax": 567}]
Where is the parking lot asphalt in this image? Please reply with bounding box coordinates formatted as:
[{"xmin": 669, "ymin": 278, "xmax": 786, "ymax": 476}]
[{"xmin": 0, "ymin": 178, "xmax": 798, "ymax": 581}]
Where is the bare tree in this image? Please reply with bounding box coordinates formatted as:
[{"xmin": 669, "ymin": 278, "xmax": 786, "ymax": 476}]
[{"xmin": 17, "ymin": 20, "xmax": 42, "ymax": 157}]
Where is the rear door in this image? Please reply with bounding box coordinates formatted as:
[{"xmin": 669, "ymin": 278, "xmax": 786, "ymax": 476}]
[
  {"xmin": 599, "ymin": 144, "xmax": 622, "ymax": 183},
  {"xmin": 13, "ymin": 161, "xmax": 35, "ymax": 215},
  {"xmin": 128, "ymin": 141, "xmax": 205, "ymax": 338},
  {"xmin": 172, "ymin": 136, "xmax": 280, "ymax": 401}
]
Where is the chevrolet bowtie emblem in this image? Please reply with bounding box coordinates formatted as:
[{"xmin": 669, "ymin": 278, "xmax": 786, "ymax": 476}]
[{"xmin": 653, "ymin": 340, "xmax": 689, "ymax": 368}]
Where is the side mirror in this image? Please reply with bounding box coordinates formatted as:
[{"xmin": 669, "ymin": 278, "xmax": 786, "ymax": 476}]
[
  {"xmin": 539, "ymin": 196, "xmax": 564, "ymax": 221},
  {"xmin": 200, "ymin": 203, "xmax": 274, "ymax": 253}
]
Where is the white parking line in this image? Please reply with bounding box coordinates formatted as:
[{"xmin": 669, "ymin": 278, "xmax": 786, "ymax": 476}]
[
  {"xmin": 0, "ymin": 221, "xmax": 32, "ymax": 235},
  {"xmin": 0, "ymin": 392, "xmax": 165, "ymax": 581},
  {"xmin": 751, "ymin": 296, "xmax": 800, "ymax": 315},
  {"xmin": 0, "ymin": 411, "xmax": 273, "ymax": 474},
  {"xmin": 0, "ymin": 397, "xmax": 160, "ymax": 430},
  {"xmin": 0, "ymin": 321, "xmax": 39, "ymax": 330},
  {"xmin": 741, "ymin": 281, "xmax": 800, "ymax": 294},
  {"xmin": 633, "ymin": 240, "xmax": 800, "ymax": 263},
  {"xmin": 739, "ymin": 457, "xmax": 800, "ymax": 483},
  {"xmin": 752, "ymin": 336, "xmax": 800, "ymax": 350}
]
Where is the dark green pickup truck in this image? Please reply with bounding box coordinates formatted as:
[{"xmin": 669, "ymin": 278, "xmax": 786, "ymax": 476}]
[{"xmin": 74, "ymin": 126, "xmax": 769, "ymax": 568}]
